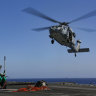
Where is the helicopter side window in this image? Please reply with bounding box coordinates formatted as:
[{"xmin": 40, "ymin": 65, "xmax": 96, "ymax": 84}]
[
  {"xmin": 63, "ymin": 27, "xmax": 66, "ymax": 30},
  {"xmin": 67, "ymin": 27, "xmax": 72, "ymax": 42},
  {"xmin": 73, "ymin": 32, "xmax": 76, "ymax": 37},
  {"xmin": 69, "ymin": 32, "xmax": 72, "ymax": 42}
]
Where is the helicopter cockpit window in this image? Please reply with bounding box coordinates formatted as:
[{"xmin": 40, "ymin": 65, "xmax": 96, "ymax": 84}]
[
  {"xmin": 63, "ymin": 26, "xmax": 66, "ymax": 30},
  {"xmin": 58, "ymin": 25, "xmax": 62, "ymax": 27}
]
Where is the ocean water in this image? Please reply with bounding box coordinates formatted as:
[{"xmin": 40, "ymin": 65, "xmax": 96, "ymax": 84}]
[{"xmin": 7, "ymin": 78, "xmax": 96, "ymax": 84}]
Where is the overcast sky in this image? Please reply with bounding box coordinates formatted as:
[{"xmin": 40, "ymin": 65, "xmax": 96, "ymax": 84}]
[{"xmin": 0, "ymin": 0, "xmax": 96, "ymax": 78}]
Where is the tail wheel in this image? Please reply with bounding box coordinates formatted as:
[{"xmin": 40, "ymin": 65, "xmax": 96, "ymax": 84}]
[
  {"xmin": 75, "ymin": 53, "xmax": 76, "ymax": 57},
  {"xmin": 51, "ymin": 40, "xmax": 54, "ymax": 44}
]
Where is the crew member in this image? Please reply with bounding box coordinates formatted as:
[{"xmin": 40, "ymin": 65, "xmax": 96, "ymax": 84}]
[
  {"xmin": 0, "ymin": 74, "xmax": 2, "ymax": 88},
  {"xmin": 1, "ymin": 74, "xmax": 7, "ymax": 89}
]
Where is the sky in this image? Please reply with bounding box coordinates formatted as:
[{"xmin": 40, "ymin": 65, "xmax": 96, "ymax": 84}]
[{"xmin": 0, "ymin": 0, "xmax": 96, "ymax": 78}]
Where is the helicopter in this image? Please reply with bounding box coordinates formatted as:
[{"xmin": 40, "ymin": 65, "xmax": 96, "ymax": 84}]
[{"xmin": 23, "ymin": 8, "xmax": 96, "ymax": 57}]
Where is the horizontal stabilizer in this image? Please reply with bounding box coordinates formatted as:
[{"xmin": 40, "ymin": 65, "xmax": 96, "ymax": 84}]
[
  {"xmin": 68, "ymin": 48, "xmax": 90, "ymax": 53},
  {"xmin": 78, "ymin": 48, "xmax": 90, "ymax": 52}
]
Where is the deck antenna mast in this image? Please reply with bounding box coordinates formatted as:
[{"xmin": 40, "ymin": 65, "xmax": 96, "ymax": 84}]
[{"xmin": 4, "ymin": 56, "xmax": 6, "ymax": 75}]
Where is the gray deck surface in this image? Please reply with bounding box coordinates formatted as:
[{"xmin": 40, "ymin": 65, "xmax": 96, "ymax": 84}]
[{"xmin": 0, "ymin": 84, "xmax": 96, "ymax": 96}]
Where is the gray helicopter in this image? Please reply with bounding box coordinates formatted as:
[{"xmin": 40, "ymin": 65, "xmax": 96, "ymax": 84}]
[{"xmin": 23, "ymin": 8, "xmax": 96, "ymax": 57}]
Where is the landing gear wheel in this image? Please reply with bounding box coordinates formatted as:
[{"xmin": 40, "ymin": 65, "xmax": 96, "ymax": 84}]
[{"xmin": 51, "ymin": 40, "xmax": 54, "ymax": 44}]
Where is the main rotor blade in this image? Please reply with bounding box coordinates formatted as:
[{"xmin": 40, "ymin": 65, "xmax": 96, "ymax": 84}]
[
  {"xmin": 69, "ymin": 9, "xmax": 96, "ymax": 24},
  {"xmin": 23, "ymin": 7, "xmax": 61, "ymax": 24},
  {"xmin": 32, "ymin": 27, "xmax": 50, "ymax": 31},
  {"xmin": 77, "ymin": 27, "xmax": 96, "ymax": 32}
]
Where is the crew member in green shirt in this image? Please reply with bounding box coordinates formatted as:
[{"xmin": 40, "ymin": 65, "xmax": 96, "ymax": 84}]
[
  {"xmin": 0, "ymin": 74, "xmax": 2, "ymax": 88},
  {"xmin": 1, "ymin": 74, "xmax": 7, "ymax": 89}
]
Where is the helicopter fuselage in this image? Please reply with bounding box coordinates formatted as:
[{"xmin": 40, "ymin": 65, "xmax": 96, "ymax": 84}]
[{"xmin": 49, "ymin": 25, "xmax": 75, "ymax": 48}]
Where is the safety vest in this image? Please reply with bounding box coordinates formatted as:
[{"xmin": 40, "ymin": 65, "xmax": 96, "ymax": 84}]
[{"xmin": 2, "ymin": 76, "xmax": 6, "ymax": 82}]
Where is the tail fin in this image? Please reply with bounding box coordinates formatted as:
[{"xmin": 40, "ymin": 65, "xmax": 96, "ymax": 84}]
[{"xmin": 68, "ymin": 48, "xmax": 90, "ymax": 53}]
